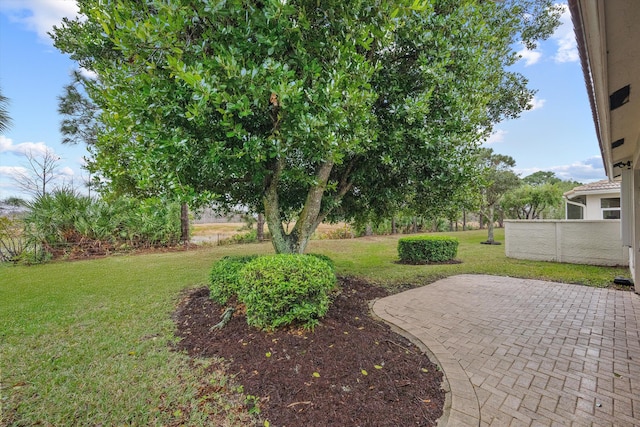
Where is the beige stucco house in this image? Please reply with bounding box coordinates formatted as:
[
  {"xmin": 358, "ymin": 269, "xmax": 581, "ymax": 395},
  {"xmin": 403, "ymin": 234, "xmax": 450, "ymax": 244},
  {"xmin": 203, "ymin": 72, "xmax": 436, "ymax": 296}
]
[
  {"xmin": 564, "ymin": 179, "xmax": 621, "ymax": 220},
  {"xmin": 569, "ymin": 0, "xmax": 639, "ymax": 293}
]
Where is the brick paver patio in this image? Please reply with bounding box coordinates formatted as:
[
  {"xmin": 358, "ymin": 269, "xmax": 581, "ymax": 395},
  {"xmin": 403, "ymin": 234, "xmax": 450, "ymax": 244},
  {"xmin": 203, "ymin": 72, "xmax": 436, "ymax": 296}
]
[{"xmin": 372, "ymin": 275, "xmax": 640, "ymax": 426}]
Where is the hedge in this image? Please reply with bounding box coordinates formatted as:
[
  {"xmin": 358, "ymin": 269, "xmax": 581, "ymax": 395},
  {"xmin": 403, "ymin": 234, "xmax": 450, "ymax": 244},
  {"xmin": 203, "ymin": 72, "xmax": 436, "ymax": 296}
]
[{"xmin": 397, "ymin": 235, "xmax": 459, "ymax": 263}]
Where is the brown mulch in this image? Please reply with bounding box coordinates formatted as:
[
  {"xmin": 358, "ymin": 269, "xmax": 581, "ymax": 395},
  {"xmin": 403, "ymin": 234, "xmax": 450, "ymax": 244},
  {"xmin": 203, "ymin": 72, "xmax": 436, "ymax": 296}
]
[{"xmin": 173, "ymin": 277, "xmax": 445, "ymax": 426}]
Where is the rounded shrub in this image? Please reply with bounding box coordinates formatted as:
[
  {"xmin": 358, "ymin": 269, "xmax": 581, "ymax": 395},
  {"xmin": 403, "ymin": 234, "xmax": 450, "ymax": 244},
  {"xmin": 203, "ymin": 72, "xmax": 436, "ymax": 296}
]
[
  {"xmin": 209, "ymin": 255, "xmax": 259, "ymax": 304},
  {"xmin": 306, "ymin": 253, "xmax": 336, "ymax": 272},
  {"xmin": 398, "ymin": 235, "xmax": 459, "ymax": 263},
  {"xmin": 238, "ymin": 254, "xmax": 337, "ymax": 331}
]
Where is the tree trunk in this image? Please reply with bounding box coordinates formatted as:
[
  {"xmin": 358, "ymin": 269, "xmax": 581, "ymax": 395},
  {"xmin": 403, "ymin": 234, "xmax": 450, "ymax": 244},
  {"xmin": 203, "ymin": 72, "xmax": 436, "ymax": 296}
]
[
  {"xmin": 264, "ymin": 159, "xmax": 334, "ymax": 254},
  {"xmin": 257, "ymin": 213, "xmax": 265, "ymax": 241},
  {"xmin": 365, "ymin": 223, "xmax": 373, "ymax": 236},
  {"xmin": 180, "ymin": 203, "xmax": 189, "ymax": 244},
  {"xmin": 264, "ymin": 159, "xmax": 294, "ymax": 253},
  {"xmin": 463, "ymin": 209, "xmax": 467, "ymax": 231},
  {"xmin": 391, "ymin": 217, "xmax": 397, "ymax": 234},
  {"xmin": 487, "ymin": 205, "xmax": 495, "ymax": 243},
  {"xmin": 479, "ymin": 212, "xmax": 484, "ymax": 229}
]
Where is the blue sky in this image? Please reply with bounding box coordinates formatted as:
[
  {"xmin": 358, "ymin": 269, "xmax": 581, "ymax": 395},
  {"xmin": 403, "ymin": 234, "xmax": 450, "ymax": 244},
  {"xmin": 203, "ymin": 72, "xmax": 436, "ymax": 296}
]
[{"xmin": 0, "ymin": 0, "xmax": 606, "ymax": 200}]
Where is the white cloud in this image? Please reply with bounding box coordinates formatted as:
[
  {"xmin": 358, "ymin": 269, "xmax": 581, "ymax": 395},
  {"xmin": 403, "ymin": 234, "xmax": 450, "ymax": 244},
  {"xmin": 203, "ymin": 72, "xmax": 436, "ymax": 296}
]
[
  {"xmin": 0, "ymin": 0, "xmax": 79, "ymax": 43},
  {"xmin": 0, "ymin": 165, "xmax": 28, "ymax": 180},
  {"xmin": 552, "ymin": 3, "xmax": 579, "ymax": 63},
  {"xmin": 550, "ymin": 156, "xmax": 605, "ymax": 182},
  {"xmin": 0, "ymin": 135, "xmax": 52, "ymax": 157},
  {"xmin": 60, "ymin": 166, "xmax": 74, "ymax": 176},
  {"xmin": 517, "ymin": 45, "xmax": 542, "ymax": 66},
  {"xmin": 79, "ymin": 66, "xmax": 98, "ymax": 80},
  {"xmin": 515, "ymin": 156, "xmax": 606, "ymax": 183},
  {"xmin": 528, "ymin": 97, "xmax": 546, "ymax": 111},
  {"xmin": 484, "ymin": 129, "xmax": 507, "ymax": 145}
]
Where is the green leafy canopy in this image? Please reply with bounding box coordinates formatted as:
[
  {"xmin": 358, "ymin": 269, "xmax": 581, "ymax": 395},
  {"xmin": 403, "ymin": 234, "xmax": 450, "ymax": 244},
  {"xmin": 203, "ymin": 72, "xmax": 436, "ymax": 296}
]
[{"xmin": 51, "ymin": 0, "xmax": 561, "ymax": 253}]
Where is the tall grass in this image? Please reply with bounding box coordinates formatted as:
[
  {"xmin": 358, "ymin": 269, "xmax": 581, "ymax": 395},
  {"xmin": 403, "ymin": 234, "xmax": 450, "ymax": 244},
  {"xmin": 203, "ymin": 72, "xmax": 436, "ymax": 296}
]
[{"xmin": 0, "ymin": 228, "xmax": 628, "ymax": 424}]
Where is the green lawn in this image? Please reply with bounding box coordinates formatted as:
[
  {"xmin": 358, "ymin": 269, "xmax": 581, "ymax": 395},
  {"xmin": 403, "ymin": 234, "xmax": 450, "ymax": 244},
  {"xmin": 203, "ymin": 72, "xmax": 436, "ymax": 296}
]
[{"xmin": 0, "ymin": 228, "xmax": 628, "ymax": 425}]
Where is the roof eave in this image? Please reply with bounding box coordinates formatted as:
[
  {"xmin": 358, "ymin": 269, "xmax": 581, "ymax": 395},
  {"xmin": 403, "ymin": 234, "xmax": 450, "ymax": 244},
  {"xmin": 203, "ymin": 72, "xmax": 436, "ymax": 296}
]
[{"xmin": 569, "ymin": 0, "xmax": 615, "ymax": 179}]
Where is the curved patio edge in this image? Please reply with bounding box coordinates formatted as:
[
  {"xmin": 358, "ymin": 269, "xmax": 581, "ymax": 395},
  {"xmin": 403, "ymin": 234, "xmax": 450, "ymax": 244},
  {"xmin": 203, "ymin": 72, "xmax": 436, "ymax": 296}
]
[{"xmin": 371, "ymin": 297, "xmax": 481, "ymax": 427}]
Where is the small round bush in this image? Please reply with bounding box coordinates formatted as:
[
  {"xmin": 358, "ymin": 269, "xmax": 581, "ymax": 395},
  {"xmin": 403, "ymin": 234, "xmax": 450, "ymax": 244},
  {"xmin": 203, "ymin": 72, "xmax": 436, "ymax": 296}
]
[
  {"xmin": 238, "ymin": 254, "xmax": 337, "ymax": 331},
  {"xmin": 306, "ymin": 253, "xmax": 336, "ymax": 272},
  {"xmin": 209, "ymin": 255, "xmax": 259, "ymax": 304},
  {"xmin": 398, "ymin": 235, "xmax": 459, "ymax": 263}
]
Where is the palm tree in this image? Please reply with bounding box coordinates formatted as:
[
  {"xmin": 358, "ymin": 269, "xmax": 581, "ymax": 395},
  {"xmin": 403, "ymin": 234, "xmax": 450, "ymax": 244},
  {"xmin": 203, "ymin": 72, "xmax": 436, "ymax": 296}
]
[{"xmin": 0, "ymin": 87, "xmax": 12, "ymax": 133}]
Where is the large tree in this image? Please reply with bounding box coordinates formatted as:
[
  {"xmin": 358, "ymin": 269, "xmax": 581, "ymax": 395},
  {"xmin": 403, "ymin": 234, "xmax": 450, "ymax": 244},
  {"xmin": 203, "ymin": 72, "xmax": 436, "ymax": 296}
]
[{"xmin": 52, "ymin": 0, "xmax": 561, "ymax": 254}]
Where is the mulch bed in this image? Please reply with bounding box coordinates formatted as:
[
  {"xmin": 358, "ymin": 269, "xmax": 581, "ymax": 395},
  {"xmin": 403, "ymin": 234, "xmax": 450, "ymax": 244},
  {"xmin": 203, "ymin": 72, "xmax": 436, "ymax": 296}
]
[{"xmin": 173, "ymin": 277, "xmax": 445, "ymax": 426}]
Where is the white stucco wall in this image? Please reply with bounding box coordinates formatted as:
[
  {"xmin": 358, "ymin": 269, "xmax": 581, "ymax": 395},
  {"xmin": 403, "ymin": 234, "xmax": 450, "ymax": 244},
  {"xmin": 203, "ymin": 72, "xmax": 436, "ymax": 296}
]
[
  {"xmin": 585, "ymin": 194, "xmax": 603, "ymax": 219},
  {"xmin": 505, "ymin": 220, "xmax": 628, "ymax": 266}
]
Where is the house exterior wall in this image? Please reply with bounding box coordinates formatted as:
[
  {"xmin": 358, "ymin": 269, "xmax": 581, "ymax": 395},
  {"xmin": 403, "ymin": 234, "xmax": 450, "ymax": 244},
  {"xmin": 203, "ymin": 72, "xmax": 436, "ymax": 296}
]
[
  {"xmin": 564, "ymin": 190, "xmax": 620, "ymax": 220},
  {"xmin": 505, "ymin": 220, "xmax": 629, "ymax": 266},
  {"xmin": 585, "ymin": 194, "xmax": 602, "ymax": 219},
  {"xmin": 633, "ymin": 168, "xmax": 639, "ymax": 293}
]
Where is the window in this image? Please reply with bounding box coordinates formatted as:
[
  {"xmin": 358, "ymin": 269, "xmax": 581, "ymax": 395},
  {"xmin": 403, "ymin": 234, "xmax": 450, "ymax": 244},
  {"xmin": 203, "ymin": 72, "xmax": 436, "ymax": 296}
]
[
  {"xmin": 600, "ymin": 198, "xmax": 620, "ymax": 208},
  {"xmin": 601, "ymin": 197, "xmax": 621, "ymax": 219},
  {"xmin": 567, "ymin": 203, "xmax": 583, "ymax": 219}
]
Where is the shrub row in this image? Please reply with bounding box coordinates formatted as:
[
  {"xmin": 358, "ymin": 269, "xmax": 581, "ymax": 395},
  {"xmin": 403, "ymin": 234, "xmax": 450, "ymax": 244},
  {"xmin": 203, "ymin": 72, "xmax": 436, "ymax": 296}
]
[
  {"xmin": 20, "ymin": 189, "xmax": 182, "ymax": 262},
  {"xmin": 397, "ymin": 235, "xmax": 459, "ymax": 263},
  {"xmin": 209, "ymin": 254, "xmax": 336, "ymax": 331}
]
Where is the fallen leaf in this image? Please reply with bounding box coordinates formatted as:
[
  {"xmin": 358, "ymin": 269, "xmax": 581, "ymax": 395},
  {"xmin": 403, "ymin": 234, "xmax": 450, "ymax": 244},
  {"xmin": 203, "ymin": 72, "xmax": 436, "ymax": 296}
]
[
  {"xmin": 374, "ymin": 365, "xmax": 383, "ymax": 370},
  {"xmin": 312, "ymin": 372, "xmax": 320, "ymax": 378},
  {"xmin": 361, "ymin": 369, "xmax": 368, "ymax": 376},
  {"xmin": 421, "ymin": 368, "xmax": 429, "ymax": 373},
  {"xmin": 266, "ymin": 352, "xmax": 271, "ymax": 358},
  {"xmin": 264, "ymin": 421, "xmax": 270, "ymax": 427},
  {"xmin": 423, "ymin": 399, "xmax": 431, "ymax": 403}
]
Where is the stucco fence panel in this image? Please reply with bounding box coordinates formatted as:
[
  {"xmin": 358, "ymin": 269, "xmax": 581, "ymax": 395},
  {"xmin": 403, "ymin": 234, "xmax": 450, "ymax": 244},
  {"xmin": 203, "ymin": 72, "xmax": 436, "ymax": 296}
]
[{"xmin": 505, "ymin": 220, "xmax": 629, "ymax": 266}]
